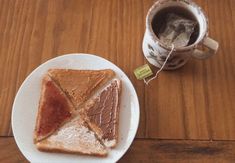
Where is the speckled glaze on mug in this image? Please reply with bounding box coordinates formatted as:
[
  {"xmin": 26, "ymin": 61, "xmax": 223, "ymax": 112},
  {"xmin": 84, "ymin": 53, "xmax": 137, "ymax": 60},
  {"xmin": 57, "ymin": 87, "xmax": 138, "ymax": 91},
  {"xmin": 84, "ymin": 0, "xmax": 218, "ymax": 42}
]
[{"xmin": 142, "ymin": 0, "xmax": 219, "ymax": 70}]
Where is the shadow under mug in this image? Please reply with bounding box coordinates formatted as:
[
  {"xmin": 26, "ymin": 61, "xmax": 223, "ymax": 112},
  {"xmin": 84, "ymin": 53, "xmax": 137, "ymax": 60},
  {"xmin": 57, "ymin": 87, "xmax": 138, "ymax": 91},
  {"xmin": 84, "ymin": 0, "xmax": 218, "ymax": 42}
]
[{"xmin": 142, "ymin": 0, "xmax": 219, "ymax": 70}]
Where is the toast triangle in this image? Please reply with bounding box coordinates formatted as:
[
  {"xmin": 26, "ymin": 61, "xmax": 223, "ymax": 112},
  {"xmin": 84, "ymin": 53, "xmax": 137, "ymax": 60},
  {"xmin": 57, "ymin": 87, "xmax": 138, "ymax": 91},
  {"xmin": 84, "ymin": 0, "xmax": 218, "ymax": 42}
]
[
  {"xmin": 36, "ymin": 116, "xmax": 108, "ymax": 156},
  {"xmin": 80, "ymin": 79, "xmax": 121, "ymax": 148},
  {"xmin": 34, "ymin": 75, "xmax": 75, "ymax": 142},
  {"xmin": 48, "ymin": 69, "xmax": 115, "ymax": 109}
]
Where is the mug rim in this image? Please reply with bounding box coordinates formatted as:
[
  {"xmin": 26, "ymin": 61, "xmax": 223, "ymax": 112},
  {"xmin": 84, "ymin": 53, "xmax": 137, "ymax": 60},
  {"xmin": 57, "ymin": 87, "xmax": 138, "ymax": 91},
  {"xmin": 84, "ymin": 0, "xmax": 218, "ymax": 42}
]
[{"xmin": 146, "ymin": 0, "xmax": 209, "ymax": 52}]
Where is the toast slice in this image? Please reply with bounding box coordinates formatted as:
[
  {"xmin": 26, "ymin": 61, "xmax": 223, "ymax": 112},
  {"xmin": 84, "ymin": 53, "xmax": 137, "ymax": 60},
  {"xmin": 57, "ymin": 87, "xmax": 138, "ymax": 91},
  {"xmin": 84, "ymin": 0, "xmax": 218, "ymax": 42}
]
[
  {"xmin": 48, "ymin": 69, "xmax": 115, "ymax": 109},
  {"xmin": 80, "ymin": 79, "xmax": 121, "ymax": 148},
  {"xmin": 34, "ymin": 75, "xmax": 75, "ymax": 142},
  {"xmin": 36, "ymin": 116, "xmax": 108, "ymax": 156}
]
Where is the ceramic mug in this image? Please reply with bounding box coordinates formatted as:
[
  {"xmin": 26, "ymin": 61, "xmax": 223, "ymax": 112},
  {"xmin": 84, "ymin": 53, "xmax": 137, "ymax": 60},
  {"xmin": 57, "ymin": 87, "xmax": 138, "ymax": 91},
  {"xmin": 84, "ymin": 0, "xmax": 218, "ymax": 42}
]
[{"xmin": 142, "ymin": 0, "xmax": 219, "ymax": 70}]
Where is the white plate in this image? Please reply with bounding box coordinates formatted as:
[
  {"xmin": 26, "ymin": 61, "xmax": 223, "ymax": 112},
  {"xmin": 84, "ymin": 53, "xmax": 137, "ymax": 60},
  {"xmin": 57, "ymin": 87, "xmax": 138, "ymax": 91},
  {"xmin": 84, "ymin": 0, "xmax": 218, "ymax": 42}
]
[{"xmin": 12, "ymin": 53, "xmax": 140, "ymax": 163}]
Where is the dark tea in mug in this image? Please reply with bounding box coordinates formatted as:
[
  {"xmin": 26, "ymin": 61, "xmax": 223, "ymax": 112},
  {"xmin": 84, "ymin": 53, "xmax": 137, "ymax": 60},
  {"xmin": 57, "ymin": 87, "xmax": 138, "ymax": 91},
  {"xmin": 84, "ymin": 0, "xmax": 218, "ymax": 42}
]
[{"xmin": 151, "ymin": 6, "xmax": 200, "ymax": 46}]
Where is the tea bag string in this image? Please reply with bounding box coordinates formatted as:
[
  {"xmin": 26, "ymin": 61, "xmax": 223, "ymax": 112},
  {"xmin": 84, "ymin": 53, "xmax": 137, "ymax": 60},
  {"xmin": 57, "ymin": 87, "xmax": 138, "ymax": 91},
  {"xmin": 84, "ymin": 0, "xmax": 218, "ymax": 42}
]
[{"xmin": 144, "ymin": 44, "xmax": 175, "ymax": 85}]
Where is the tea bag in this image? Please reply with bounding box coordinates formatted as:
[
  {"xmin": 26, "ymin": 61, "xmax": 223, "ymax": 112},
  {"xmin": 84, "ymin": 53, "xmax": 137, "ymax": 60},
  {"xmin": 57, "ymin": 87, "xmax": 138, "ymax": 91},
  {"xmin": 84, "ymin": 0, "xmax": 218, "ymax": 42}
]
[{"xmin": 159, "ymin": 13, "xmax": 197, "ymax": 48}]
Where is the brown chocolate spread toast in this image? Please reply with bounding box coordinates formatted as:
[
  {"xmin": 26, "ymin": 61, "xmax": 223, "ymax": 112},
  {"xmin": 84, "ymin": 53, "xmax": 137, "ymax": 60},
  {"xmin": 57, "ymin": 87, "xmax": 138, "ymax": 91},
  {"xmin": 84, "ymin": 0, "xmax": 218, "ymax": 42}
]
[{"xmin": 80, "ymin": 79, "xmax": 121, "ymax": 148}]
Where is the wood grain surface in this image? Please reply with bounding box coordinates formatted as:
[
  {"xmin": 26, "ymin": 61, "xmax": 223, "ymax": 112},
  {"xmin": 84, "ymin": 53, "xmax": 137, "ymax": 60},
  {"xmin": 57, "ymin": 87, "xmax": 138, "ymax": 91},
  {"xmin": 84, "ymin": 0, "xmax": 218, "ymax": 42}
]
[
  {"xmin": 1, "ymin": 138, "xmax": 235, "ymax": 163},
  {"xmin": 0, "ymin": 0, "xmax": 234, "ymax": 162}
]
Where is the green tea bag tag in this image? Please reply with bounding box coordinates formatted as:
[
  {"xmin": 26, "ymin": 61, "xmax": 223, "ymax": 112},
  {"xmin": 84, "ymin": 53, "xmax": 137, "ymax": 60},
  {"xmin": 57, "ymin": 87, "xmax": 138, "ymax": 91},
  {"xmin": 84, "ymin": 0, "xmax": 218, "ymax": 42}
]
[
  {"xmin": 134, "ymin": 64, "xmax": 153, "ymax": 80},
  {"xmin": 134, "ymin": 44, "xmax": 175, "ymax": 85}
]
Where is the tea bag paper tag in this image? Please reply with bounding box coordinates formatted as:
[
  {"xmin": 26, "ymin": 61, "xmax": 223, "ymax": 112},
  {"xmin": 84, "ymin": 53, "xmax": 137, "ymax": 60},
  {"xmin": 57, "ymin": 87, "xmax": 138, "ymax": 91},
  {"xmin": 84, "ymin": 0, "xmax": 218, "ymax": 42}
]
[
  {"xmin": 135, "ymin": 44, "xmax": 174, "ymax": 85},
  {"xmin": 134, "ymin": 64, "xmax": 153, "ymax": 80}
]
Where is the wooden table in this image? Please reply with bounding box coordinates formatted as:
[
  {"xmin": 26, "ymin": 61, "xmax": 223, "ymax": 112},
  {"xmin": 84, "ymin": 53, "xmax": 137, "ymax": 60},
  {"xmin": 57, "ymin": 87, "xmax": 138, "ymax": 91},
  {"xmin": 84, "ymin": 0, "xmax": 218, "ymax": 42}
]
[{"xmin": 0, "ymin": 0, "xmax": 235, "ymax": 162}]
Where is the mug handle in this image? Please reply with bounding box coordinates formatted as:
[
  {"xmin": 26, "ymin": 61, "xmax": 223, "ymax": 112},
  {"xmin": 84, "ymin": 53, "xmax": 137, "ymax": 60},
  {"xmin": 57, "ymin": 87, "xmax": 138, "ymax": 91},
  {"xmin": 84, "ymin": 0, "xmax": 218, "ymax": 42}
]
[{"xmin": 191, "ymin": 37, "xmax": 219, "ymax": 59}]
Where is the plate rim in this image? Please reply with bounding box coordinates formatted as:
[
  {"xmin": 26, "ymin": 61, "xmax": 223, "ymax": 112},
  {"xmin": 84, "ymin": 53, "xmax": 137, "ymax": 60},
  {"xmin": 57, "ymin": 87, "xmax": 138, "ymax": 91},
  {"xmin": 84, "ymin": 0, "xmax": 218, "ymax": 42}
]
[{"xmin": 11, "ymin": 53, "xmax": 140, "ymax": 163}]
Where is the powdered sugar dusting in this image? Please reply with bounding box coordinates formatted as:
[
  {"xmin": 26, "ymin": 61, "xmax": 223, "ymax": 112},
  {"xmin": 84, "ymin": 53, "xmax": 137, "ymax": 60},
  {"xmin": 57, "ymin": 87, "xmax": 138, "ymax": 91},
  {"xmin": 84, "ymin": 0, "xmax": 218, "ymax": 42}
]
[{"xmin": 46, "ymin": 117, "xmax": 107, "ymax": 154}]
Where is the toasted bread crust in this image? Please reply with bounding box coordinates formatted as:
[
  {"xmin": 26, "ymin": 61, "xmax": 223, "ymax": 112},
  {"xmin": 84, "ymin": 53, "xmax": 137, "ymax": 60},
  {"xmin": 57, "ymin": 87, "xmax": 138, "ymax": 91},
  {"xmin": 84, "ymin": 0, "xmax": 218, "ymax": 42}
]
[
  {"xmin": 111, "ymin": 79, "xmax": 121, "ymax": 148},
  {"xmin": 103, "ymin": 79, "xmax": 121, "ymax": 148},
  {"xmin": 34, "ymin": 75, "xmax": 48, "ymax": 143},
  {"xmin": 36, "ymin": 145, "xmax": 108, "ymax": 157}
]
